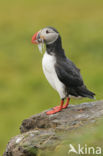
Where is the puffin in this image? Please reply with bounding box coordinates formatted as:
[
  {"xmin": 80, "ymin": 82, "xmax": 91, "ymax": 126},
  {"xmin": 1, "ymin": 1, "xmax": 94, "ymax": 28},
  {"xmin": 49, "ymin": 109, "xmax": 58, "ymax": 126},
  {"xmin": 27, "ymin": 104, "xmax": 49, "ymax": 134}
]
[{"xmin": 32, "ymin": 26, "xmax": 95, "ymax": 115}]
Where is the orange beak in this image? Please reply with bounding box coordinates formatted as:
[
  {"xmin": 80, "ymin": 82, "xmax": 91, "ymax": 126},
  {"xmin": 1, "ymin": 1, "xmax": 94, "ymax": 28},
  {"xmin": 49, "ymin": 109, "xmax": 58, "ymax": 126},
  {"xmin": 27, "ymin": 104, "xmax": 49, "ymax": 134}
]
[{"xmin": 32, "ymin": 31, "xmax": 39, "ymax": 44}]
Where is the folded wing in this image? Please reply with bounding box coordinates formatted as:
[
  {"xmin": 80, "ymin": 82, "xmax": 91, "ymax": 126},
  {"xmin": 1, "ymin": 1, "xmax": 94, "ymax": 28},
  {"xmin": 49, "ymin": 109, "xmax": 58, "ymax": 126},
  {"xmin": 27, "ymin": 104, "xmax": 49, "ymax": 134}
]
[{"xmin": 55, "ymin": 58, "xmax": 95, "ymax": 98}]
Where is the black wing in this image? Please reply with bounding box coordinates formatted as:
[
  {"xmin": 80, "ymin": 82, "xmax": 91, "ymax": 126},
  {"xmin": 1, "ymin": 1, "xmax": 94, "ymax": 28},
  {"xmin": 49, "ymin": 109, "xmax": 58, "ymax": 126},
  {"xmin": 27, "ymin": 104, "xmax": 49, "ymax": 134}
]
[
  {"xmin": 55, "ymin": 58, "xmax": 84, "ymax": 87},
  {"xmin": 55, "ymin": 58, "xmax": 95, "ymax": 98}
]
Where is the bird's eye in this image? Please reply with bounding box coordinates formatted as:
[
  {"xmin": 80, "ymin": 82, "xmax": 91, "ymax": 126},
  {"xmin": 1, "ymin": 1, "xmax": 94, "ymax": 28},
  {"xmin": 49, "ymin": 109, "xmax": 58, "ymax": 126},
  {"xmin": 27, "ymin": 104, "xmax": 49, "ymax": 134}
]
[{"xmin": 46, "ymin": 30, "xmax": 49, "ymax": 34}]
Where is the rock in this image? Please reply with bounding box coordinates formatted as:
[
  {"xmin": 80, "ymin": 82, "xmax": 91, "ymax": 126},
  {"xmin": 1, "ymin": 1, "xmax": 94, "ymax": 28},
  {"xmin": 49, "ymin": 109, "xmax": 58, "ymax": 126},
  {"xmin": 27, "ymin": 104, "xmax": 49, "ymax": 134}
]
[{"xmin": 3, "ymin": 101, "xmax": 103, "ymax": 156}]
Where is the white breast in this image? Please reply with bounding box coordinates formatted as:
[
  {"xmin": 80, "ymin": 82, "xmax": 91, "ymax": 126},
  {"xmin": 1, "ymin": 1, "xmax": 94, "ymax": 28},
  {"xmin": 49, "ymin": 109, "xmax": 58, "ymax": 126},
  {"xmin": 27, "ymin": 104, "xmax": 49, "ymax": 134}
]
[{"xmin": 42, "ymin": 52, "xmax": 66, "ymax": 99}]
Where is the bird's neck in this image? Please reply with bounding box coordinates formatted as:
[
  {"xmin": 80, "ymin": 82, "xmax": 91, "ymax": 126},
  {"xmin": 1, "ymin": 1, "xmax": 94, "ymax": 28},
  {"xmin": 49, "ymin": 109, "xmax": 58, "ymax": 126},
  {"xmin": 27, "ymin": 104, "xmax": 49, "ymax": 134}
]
[{"xmin": 46, "ymin": 36, "xmax": 65, "ymax": 57}]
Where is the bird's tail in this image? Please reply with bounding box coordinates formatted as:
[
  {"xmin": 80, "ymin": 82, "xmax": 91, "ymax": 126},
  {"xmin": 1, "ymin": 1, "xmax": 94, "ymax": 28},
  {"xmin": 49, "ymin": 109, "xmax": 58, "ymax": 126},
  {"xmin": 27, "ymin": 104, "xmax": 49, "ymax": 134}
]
[{"xmin": 77, "ymin": 85, "xmax": 95, "ymax": 99}]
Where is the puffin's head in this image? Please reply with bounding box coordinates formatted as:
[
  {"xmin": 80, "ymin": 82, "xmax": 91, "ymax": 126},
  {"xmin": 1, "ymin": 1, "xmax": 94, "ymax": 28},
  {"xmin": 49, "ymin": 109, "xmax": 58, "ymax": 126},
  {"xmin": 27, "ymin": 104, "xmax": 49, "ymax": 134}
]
[{"xmin": 32, "ymin": 27, "xmax": 59, "ymax": 45}]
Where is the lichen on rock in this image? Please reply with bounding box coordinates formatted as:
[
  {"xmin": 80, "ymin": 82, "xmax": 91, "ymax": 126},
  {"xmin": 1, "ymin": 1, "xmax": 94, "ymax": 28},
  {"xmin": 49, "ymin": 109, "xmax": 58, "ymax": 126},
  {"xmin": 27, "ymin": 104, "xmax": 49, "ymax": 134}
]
[{"xmin": 3, "ymin": 101, "xmax": 103, "ymax": 156}]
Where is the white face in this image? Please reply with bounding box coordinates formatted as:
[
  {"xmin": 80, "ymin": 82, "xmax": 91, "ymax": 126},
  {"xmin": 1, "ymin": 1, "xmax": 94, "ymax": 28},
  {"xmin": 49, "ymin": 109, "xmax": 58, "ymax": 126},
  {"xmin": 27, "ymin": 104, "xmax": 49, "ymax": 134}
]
[
  {"xmin": 39, "ymin": 27, "xmax": 59, "ymax": 45},
  {"xmin": 32, "ymin": 27, "xmax": 59, "ymax": 53}
]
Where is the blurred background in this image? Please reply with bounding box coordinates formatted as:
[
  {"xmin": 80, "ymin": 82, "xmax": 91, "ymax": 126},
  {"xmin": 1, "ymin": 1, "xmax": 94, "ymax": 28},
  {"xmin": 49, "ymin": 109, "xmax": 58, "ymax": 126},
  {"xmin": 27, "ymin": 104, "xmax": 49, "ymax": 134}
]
[{"xmin": 0, "ymin": 0, "xmax": 103, "ymax": 154}]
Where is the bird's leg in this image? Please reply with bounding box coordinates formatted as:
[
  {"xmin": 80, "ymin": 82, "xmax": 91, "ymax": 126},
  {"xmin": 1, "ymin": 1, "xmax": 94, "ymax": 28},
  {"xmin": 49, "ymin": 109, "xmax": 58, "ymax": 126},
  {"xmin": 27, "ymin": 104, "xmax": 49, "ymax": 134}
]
[
  {"xmin": 62, "ymin": 97, "xmax": 70, "ymax": 109},
  {"xmin": 53, "ymin": 99, "xmax": 65, "ymax": 110},
  {"xmin": 46, "ymin": 99, "xmax": 64, "ymax": 115},
  {"xmin": 53, "ymin": 97, "xmax": 70, "ymax": 110}
]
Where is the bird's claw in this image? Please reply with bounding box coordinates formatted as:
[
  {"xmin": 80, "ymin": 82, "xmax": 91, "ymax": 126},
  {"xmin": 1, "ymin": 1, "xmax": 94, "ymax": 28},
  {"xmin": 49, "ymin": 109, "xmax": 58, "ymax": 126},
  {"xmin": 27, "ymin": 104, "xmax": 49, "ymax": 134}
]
[
  {"xmin": 46, "ymin": 108, "xmax": 62, "ymax": 115},
  {"xmin": 53, "ymin": 104, "xmax": 68, "ymax": 110}
]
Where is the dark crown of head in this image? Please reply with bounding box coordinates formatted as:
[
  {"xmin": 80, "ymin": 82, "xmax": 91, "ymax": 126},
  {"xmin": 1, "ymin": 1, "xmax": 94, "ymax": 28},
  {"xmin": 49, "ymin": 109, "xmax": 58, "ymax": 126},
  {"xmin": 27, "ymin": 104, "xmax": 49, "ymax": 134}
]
[{"xmin": 46, "ymin": 26, "xmax": 59, "ymax": 33}]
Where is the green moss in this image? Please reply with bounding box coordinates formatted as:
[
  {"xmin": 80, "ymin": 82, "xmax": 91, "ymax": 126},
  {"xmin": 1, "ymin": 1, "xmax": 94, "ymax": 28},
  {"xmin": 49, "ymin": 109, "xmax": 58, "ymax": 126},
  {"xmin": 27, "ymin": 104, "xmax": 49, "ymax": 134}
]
[{"xmin": 25, "ymin": 145, "xmax": 38, "ymax": 156}]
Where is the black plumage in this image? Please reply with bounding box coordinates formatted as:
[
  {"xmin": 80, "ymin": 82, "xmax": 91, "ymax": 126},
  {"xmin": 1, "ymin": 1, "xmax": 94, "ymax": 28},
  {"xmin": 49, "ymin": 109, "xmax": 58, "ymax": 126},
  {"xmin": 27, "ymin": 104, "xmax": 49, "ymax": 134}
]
[
  {"xmin": 32, "ymin": 26, "xmax": 96, "ymax": 114},
  {"xmin": 46, "ymin": 31, "xmax": 95, "ymax": 99}
]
